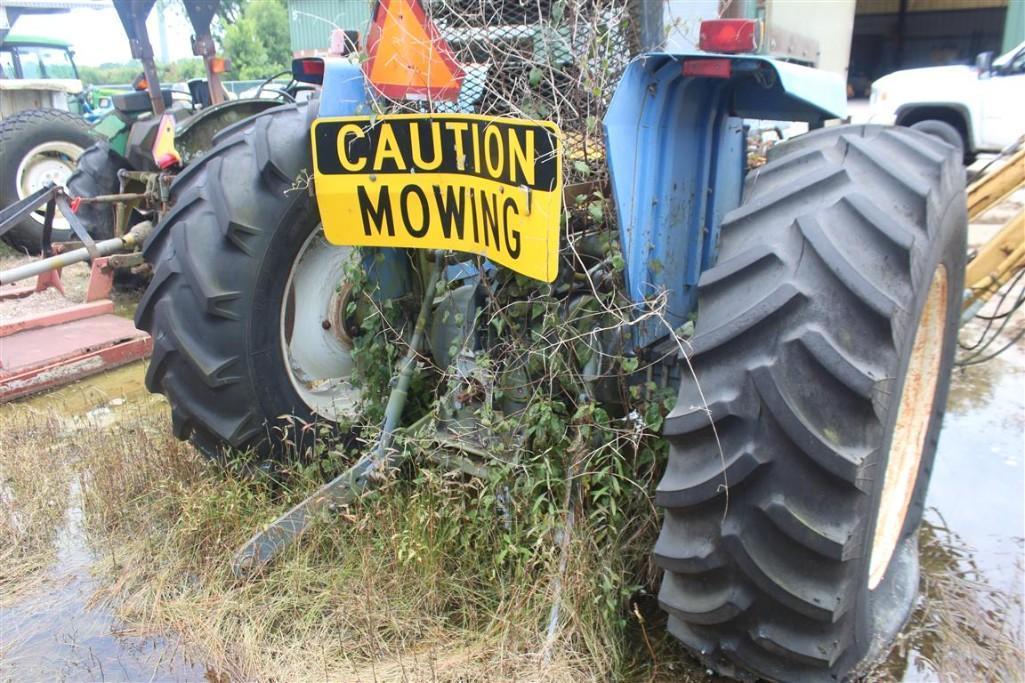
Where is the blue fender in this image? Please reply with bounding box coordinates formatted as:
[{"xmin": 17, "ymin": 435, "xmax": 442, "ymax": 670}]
[
  {"xmin": 316, "ymin": 60, "xmax": 413, "ymax": 300},
  {"xmin": 603, "ymin": 53, "xmax": 846, "ymax": 349},
  {"xmin": 318, "ymin": 60, "xmax": 372, "ymax": 117}
]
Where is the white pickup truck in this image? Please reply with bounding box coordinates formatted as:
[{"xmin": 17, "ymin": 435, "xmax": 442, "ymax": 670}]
[{"xmin": 869, "ymin": 41, "xmax": 1025, "ymax": 162}]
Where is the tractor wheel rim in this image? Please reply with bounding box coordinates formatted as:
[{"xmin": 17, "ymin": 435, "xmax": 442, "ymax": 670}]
[
  {"xmin": 279, "ymin": 226, "xmax": 361, "ymax": 421},
  {"xmin": 869, "ymin": 264, "xmax": 948, "ymax": 589},
  {"xmin": 15, "ymin": 140, "xmax": 84, "ymax": 231}
]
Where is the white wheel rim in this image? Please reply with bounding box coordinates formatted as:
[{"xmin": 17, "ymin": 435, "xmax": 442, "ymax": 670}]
[
  {"xmin": 280, "ymin": 226, "xmax": 362, "ymax": 420},
  {"xmin": 15, "ymin": 140, "xmax": 84, "ymax": 231},
  {"xmin": 868, "ymin": 265, "xmax": 948, "ymax": 590}
]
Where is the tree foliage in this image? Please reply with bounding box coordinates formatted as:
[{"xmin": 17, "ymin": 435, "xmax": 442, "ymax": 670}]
[
  {"xmin": 80, "ymin": 0, "xmax": 292, "ymax": 85},
  {"xmin": 78, "ymin": 58, "xmax": 207, "ymax": 86},
  {"xmin": 221, "ymin": 0, "xmax": 292, "ymax": 81}
]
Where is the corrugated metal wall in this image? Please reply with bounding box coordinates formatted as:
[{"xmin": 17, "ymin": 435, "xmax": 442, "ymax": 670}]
[
  {"xmin": 849, "ymin": 0, "xmax": 1011, "ymax": 86},
  {"xmin": 288, "ymin": 0, "xmax": 372, "ymax": 54},
  {"xmin": 857, "ymin": 0, "xmax": 1007, "ymax": 14}
]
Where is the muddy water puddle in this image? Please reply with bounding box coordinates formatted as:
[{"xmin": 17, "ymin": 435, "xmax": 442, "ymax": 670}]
[
  {"xmin": 2, "ymin": 362, "xmax": 210, "ymax": 682},
  {"xmin": 2, "ymin": 337, "xmax": 1023, "ymax": 680}
]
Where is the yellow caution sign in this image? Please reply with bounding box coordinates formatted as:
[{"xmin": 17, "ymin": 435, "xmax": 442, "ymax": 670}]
[{"xmin": 312, "ymin": 113, "xmax": 563, "ymax": 282}]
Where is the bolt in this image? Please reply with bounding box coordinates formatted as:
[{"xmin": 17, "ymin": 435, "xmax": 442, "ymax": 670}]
[{"xmin": 321, "ymin": 320, "xmax": 331, "ymax": 330}]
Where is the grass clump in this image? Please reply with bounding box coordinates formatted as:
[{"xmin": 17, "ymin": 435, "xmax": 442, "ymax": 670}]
[{"xmin": 44, "ymin": 395, "xmax": 682, "ymax": 680}]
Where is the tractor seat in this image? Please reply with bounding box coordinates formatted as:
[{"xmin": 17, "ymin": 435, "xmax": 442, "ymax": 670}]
[{"xmin": 112, "ymin": 89, "xmax": 174, "ymax": 114}]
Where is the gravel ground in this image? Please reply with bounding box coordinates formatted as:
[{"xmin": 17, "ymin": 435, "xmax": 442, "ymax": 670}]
[{"xmin": 0, "ymin": 246, "xmax": 93, "ymax": 320}]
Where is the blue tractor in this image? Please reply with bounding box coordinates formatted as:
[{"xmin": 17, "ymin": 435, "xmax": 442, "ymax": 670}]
[{"xmin": 133, "ymin": 4, "xmax": 966, "ymax": 680}]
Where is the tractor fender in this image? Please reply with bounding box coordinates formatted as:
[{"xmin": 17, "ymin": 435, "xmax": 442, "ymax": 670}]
[
  {"xmin": 318, "ymin": 60, "xmax": 372, "ymax": 118},
  {"xmin": 603, "ymin": 53, "xmax": 846, "ymax": 348},
  {"xmin": 173, "ymin": 98, "xmax": 284, "ymax": 164}
]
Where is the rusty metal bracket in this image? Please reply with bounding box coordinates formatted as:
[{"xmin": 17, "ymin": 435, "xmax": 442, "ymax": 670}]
[{"xmin": 963, "ymin": 141, "xmax": 1025, "ymax": 322}]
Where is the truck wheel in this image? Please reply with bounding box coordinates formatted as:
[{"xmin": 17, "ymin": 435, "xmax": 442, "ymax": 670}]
[
  {"xmin": 656, "ymin": 125, "xmax": 965, "ymax": 681},
  {"xmin": 0, "ymin": 108, "xmax": 94, "ymax": 253},
  {"xmin": 135, "ymin": 102, "xmax": 361, "ymax": 464},
  {"xmin": 66, "ymin": 141, "xmax": 133, "ymax": 240},
  {"xmin": 909, "ymin": 119, "xmax": 969, "ymax": 165}
]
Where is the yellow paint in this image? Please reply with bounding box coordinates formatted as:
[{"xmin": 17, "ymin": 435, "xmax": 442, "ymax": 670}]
[
  {"xmin": 312, "ymin": 113, "xmax": 563, "ymax": 283},
  {"xmin": 337, "ymin": 124, "xmax": 367, "ymax": 172}
]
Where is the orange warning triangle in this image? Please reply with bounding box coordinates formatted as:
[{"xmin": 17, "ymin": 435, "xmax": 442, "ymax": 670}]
[{"xmin": 364, "ymin": 0, "xmax": 464, "ymax": 102}]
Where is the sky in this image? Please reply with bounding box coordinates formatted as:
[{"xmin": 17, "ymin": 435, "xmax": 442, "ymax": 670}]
[{"xmin": 13, "ymin": 4, "xmax": 196, "ymax": 66}]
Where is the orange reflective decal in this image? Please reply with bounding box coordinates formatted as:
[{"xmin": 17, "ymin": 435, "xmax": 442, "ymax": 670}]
[{"xmin": 363, "ymin": 0, "xmax": 464, "ymax": 102}]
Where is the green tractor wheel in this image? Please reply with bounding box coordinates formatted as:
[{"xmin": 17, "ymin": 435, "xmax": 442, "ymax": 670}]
[
  {"xmin": 656, "ymin": 125, "xmax": 965, "ymax": 681},
  {"xmin": 0, "ymin": 108, "xmax": 94, "ymax": 253}
]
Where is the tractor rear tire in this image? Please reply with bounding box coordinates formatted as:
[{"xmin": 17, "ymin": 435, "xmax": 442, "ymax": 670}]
[
  {"xmin": 135, "ymin": 102, "xmax": 342, "ymax": 464},
  {"xmin": 656, "ymin": 125, "xmax": 965, "ymax": 681},
  {"xmin": 0, "ymin": 108, "xmax": 94, "ymax": 253},
  {"xmin": 66, "ymin": 140, "xmax": 133, "ymax": 241},
  {"xmin": 909, "ymin": 119, "xmax": 968, "ymax": 165}
]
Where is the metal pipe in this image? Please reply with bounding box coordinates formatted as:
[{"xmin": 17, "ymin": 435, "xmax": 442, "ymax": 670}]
[
  {"xmin": 232, "ymin": 254, "xmax": 444, "ymax": 578},
  {"xmin": 377, "ymin": 252, "xmax": 443, "ymax": 458},
  {"xmin": 0, "ymin": 221, "xmax": 152, "ymax": 286},
  {"xmin": 76, "ymin": 193, "xmax": 150, "ymax": 204}
]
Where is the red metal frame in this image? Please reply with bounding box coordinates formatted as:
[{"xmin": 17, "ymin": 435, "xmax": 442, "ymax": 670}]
[
  {"xmin": 0, "ymin": 300, "xmax": 113, "ymax": 337},
  {"xmin": 0, "ymin": 255, "xmax": 149, "ymax": 402},
  {"xmin": 0, "ymin": 335, "xmax": 152, "ymax": 403}
]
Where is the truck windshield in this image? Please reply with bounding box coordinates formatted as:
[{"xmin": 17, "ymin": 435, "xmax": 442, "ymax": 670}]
[{"xmin": 15, "ymin": 45, "xmax": 78, "ymax": 79}]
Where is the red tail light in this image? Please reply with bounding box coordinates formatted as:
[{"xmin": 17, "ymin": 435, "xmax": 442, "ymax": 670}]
[
  {"xmin": 292, "ymin": 57, "xmax": 325, "ymax": 84},
  {"xmin": 682, "ymin": 58, "xmax": 732, "ymax": 79},
  {"xmin": 698, "ymin": 19, "xmax": 761, "ymax": 54},
  {"xmin": 301, "ymin": 59, "xmax": 324, "ymax": 76}
]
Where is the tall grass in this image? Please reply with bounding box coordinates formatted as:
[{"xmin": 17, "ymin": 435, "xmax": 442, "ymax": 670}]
[
  {"xmin": 0, "ymin": 393, "xmax": 688, "ymax": 680},
  {"xmin": 2, "ymin": 384, "xmax": 1022, "ymax": 680}
]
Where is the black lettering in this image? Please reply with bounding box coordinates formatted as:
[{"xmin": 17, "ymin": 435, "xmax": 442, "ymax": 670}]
[
  {"xmin": 469, "ymin": 187, "xmax": 479, "ymax": 244},
  {"xmin": 357, "ymin": 185, "xmax": 394, "ymax": 237},
  {"xmin": 399, "ymin": 185, "xmax": 430, "ymax": 238},
  {"xmin": 470, "ymin": 121, "xmax": 481, "ymax": 173},
  {"xmin": 503, "ymin": 197, "xmax": 521, "ymax": 259},
  {"xmin": 318, "ymin": 117, "xmax": 554, "ymax": 191},
  {"xmin": 482, "ymin": 191, "xmax": 500, "ymax": 250},
  {"xmin": 434, "ymin": 186, "xmax": 466, "ymax": 240}
]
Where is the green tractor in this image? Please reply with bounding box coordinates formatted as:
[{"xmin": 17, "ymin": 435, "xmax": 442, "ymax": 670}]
[
  {"xmin": 0, "ymin": 1, "xmax": 296, "ymax": 254},
  {"xmin": 0, "ymin": 33, "xmax": 96, "ymax": 252}
]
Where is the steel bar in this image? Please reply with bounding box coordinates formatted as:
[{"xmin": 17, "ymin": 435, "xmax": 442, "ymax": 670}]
[
  {"xmin": 0, "ymin": 184, "xmax": 56, "ymax": 238},
  {"xmin": 0, "ymin": 221, "xmax": 152, "ymax": 286},
  {"xmin": 55, "ymin": 194, "xmax": 100, "ymax": 260},
  {"xmin": 0, "ymin": 238, "xmax": 124, "ymax": 285},
  {"xmin": 75, "ymin": 192, "xmax": 150, "ymax": 204}
]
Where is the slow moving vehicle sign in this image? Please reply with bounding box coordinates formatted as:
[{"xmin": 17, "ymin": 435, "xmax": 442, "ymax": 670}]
[{"xmin": 313, "ymin": 114, "xmax": 563, "ymax": 282}]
